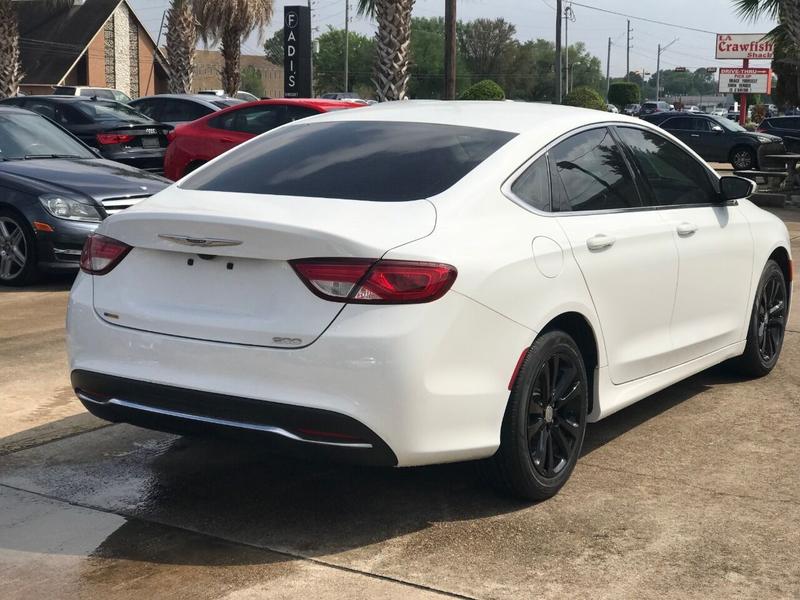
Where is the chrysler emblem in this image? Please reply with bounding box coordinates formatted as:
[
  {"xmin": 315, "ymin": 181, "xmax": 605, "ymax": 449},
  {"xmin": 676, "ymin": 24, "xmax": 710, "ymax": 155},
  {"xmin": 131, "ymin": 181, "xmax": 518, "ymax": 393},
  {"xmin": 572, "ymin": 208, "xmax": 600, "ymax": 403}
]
[{"xmin": 158, "ymin": 234, "xmax": 243, "ymax": 248}]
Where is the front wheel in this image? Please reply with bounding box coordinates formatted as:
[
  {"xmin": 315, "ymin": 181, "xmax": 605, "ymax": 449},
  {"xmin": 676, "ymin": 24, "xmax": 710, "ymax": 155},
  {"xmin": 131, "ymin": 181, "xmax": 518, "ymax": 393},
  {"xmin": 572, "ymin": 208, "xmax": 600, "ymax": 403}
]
[
  {"xmin": 731, "ymin": 260, "xmax": 788, "ymax": 377},
  {"xmin": 0, "ymin": 210, "xmax": 38, "ymax": 286},
  {"xmin": 730, "ymin": 147, "xmax": 757, "ymax": 170},
  {"xmin": 483, "ymin": 330, "xmax": 588, "ymax": 501}
]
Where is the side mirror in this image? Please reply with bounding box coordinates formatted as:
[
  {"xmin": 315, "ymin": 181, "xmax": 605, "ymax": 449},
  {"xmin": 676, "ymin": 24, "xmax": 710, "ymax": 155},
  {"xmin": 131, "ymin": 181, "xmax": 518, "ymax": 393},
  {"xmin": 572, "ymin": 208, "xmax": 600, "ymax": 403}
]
[
  {"xmin": 719, "ymin": 175, "xmax": 756, "ymax": 201},
  {"xmin": 711, "ymin": 125, "xmax": 724, "ymax": 134}
]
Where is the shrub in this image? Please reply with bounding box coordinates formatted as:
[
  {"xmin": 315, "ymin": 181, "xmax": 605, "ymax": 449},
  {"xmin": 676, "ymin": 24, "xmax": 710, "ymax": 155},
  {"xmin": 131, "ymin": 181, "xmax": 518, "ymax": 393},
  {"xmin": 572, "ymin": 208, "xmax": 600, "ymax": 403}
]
[
  {"xmin": 563, "ymin": 86, "xmax": 607, "ymax": 111},
  {"xmin": 459, "ymin": 80, "xmax": 506, "ymax": 101},
  {"xmin": 608, "ymin": 82, "xmax": 640, "ymax": 108}
]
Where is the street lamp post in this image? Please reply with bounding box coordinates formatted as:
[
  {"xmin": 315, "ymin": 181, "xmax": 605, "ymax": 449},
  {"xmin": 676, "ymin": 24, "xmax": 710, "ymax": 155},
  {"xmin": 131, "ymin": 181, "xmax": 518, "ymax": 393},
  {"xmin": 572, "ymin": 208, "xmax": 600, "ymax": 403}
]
[{"xmin": 655, "ymin": 38, "xmax": 678, "ymax": 102}]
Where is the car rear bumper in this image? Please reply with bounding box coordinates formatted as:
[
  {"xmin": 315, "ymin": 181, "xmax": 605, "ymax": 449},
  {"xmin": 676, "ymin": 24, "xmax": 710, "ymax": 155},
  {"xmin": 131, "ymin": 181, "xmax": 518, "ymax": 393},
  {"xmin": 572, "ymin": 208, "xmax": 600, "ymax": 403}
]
[{"xmin": 67, "ymin": 272, "xmax": 535, "ymax": 466}]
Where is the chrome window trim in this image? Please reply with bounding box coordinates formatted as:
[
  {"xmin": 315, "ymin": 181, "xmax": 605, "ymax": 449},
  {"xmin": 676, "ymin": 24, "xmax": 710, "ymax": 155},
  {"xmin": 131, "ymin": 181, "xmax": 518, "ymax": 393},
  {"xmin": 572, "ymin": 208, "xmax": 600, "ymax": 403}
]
[{"xmin": 500, "ymin": 121, "xmax": 735, "ymax": 217}]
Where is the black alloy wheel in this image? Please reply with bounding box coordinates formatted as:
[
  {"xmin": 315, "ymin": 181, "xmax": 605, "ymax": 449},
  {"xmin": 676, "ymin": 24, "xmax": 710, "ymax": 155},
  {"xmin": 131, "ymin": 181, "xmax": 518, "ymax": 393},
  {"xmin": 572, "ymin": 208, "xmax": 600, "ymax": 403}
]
[
  {"xmin": 483, "ymin": 330, "xmax": 588, "ymax": 501},
  {"xmin": 732, "ymin": 260, "xmax": 788, "ymax": 377},
  {"xmin": 527, "ymin": 352, "xmax": 584, "ymax": 478}
]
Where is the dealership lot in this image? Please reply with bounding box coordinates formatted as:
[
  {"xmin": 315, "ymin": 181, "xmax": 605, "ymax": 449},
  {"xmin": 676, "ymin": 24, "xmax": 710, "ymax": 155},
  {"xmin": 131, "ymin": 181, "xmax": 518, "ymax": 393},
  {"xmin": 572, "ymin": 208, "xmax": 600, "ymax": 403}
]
[{"xmin": 1, "ymin": 209, "xmax": 798, "ymax": 599}]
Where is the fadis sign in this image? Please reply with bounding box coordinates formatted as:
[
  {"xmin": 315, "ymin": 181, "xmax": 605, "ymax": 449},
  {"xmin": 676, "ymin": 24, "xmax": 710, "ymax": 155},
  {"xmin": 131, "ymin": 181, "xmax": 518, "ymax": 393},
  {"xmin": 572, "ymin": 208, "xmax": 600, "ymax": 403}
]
[{"xmin": 284, "ymin": 6, "xmax": 312, "ymax": 98}]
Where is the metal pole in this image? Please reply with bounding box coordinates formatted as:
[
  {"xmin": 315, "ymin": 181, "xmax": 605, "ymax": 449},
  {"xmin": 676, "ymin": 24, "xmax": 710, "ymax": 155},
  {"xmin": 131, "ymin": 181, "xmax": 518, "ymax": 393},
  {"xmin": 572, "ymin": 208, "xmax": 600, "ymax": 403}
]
[
  {"xmin": 626, "ymin": 20, "xmax": 630, "ymax": 81},
  {"xmin": 555, "ymin": 0, "xmax": 562, "ymax": 103},
  {"xmin": 656, "ymin": 44, "xmax": 661, "ymax": 102},
  {"xmin": 344, "ymin": 0, "xmax": 350, "ymax": 92},
  {"xmin": 606, "ymin": 37, "xmax": 611, "ymax": 101},
  {"xmin": 564, "ymin": 12, "xmax": 569, "ymax": 95},
  {"xmin": 444, "ymin": 0, "xmax": 457, "ymax": 99},
  {"xmin": 740, "ymin": 58, "xmax": 749, "ymax": 125}
]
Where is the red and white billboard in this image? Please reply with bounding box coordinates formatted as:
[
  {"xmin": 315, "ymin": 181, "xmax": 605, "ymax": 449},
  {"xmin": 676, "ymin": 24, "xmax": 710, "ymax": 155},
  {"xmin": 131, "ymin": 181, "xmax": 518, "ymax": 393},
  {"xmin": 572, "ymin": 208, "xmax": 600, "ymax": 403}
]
[
  {"xmin": 716, "ymin": 34, "xmax": 774, "ymax": 60},
  {"xmin": 718, "ymin": 68, "xmax": 772, "ymax": 94}
]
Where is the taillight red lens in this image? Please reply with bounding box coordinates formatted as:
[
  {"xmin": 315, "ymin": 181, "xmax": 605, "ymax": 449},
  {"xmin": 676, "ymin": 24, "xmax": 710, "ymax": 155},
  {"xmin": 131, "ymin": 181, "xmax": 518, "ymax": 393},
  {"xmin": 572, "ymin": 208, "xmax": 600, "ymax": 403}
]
[
  {"xmin": 80, "ymin": 234, "xmax": 132, "ymax": 275},
  {"xmin": 291, "ymin": 259, "xmax": 457, "ymax": 304},
  {"xmin": 96, "ymin": 133, "xmax": 135, "ymax": 145}
]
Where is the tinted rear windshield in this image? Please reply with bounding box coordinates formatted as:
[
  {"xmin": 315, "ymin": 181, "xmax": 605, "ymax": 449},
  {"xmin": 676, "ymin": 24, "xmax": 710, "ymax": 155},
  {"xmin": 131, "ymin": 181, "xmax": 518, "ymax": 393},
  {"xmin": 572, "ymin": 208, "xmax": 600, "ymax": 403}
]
[{"xmin": 182, "ymin": 121, "xmax": 516, "ymax": 201}]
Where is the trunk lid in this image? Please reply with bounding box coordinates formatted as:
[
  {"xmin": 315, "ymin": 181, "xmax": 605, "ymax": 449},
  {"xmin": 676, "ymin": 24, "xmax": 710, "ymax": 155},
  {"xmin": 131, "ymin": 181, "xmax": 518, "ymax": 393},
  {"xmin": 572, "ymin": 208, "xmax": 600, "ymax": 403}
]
[{"xmin": 92, "ymin": 188, "xmax": 436, "ymax": 348}]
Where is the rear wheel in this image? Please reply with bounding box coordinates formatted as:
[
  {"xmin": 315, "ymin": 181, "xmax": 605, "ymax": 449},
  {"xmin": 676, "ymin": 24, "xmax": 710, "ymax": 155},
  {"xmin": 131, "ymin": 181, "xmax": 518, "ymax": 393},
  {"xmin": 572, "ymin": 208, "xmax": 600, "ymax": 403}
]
[
  {"xmin": 483, "ymin": 330, "xmax": 588, "ymax": 501},
  {"xmin": 731, "ymin": 260, "xmax": 787, "ymax": 377},
  {"xmin": 730, "ymin": 146, "xmax": 756, "ymax": 170},
  {"xmin": 0, "ymin": 210, "xmax": 38, "ymax": 286}
]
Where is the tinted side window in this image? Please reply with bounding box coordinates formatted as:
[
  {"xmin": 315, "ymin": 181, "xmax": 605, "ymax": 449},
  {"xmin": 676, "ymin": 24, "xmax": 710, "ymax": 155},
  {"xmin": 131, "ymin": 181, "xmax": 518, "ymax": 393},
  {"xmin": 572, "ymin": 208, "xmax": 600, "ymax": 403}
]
[
  {"xmin": 183, "ymin": 121, "xmax": 516, "ymax": 201},
  {"xmin": 550, "ymin": 128, "xmax": 641, "ymax": 212},
  {"xmin": 663, "ymin": 117, "xmax": 693, "ymax": 130},
  {"xmin": 209, "ymin": 106, "xmax": 285, "ymax": 134},
  {"xmin": 510, "ymin": 155, "xmax": 551, "ymax": 212},
  {"xmin": 617, "ymin": 127, "xmax": 717, "ymax": 207},
  {"xmin": 161, "ymin": 100, "xmax": 211, "ymax": 122},
  {"xmin": 24, "ymin": 100, "xmax": 56, "ymax": 120},
  {"xmin": 284, "ymin": 106, "xmax": 320, "ymax": 123},
  {"xmin": 131, "ymin": 99, "xmax": 161, "ymax": 120},
  {"xmin": 54, "ymin": 104, "xmax": 90, "ymax": 126}
]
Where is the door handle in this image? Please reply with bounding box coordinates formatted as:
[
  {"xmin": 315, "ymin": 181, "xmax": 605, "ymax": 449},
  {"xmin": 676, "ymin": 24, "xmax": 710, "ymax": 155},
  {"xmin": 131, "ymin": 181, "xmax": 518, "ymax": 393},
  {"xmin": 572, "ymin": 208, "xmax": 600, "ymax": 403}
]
[
  {"xmin": 676, "ymin": 222, "xmax": 698, "ymax": 237},
  {"xmin": 690, "ymin": 134, "xmax": 700, "ymax": 138},
  {"xmin": 586, "ymin": 234, "xmax": 616, "ymax": 251}
]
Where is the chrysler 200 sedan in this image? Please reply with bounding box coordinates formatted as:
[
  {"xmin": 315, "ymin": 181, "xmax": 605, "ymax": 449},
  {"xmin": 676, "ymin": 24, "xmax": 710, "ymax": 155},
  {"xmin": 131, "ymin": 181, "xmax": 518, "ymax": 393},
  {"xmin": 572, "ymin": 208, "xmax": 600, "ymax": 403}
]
[{"xmin": 67, "ymin": 102, "xmax": 792, "ymax": 500}]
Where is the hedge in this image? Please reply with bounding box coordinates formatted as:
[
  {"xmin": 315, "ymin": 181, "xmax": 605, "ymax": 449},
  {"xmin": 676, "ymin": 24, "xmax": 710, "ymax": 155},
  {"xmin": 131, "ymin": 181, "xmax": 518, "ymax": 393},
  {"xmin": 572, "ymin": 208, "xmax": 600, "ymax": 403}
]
[
  {"xmin": 563, "ymin": 86, "xmax": 607, "ymax": 111},
  {"xmin": 459, "ymin": 80, "xmax": 506, "ymax": 101}
]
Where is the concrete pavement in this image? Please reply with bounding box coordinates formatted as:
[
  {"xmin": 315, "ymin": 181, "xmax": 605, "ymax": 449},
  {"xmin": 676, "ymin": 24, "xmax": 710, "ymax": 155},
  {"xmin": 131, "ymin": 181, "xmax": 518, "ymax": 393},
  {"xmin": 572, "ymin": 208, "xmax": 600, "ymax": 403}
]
[{"xmin": 0, "ymin": 209, "xmax": 798, "ymax": 599}]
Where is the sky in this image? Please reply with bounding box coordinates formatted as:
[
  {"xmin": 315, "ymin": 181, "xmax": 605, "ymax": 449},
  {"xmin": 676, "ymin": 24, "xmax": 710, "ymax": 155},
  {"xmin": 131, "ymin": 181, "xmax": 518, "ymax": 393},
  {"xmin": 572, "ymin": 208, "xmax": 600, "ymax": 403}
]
[{"xmin": 128, "ymin": 0, "xmax": 778, "ymax": 78}]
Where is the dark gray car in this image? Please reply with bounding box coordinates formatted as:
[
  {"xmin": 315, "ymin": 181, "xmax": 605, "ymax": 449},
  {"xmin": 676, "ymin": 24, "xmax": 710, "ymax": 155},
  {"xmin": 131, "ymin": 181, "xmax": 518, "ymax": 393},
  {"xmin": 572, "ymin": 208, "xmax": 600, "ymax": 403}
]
[
  {"xmin": 130, "ymin": 94, "xmax": 243, "ymax": 127},
  {"xmin": 643, "ymin": 113, "xmax": 784, "ymax": 170}
]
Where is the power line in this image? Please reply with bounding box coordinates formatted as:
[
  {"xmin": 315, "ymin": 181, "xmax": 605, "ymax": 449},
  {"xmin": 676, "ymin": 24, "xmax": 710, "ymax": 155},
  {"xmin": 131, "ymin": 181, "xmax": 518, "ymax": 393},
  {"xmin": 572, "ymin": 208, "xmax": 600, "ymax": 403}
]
[{"xmin": 568, "ymin": 2, "xmax": 718, "ymax": 36}]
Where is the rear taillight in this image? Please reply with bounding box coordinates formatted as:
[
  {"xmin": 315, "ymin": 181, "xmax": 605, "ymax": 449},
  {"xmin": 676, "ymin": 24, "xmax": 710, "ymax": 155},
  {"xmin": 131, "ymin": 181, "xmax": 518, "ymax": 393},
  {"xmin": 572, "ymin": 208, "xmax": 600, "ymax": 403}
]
[
  {"xmin": 80, "ymin": 234, "xmax": 132, "ymax": 275},
  {"xmin": 96, "ymin": 133, "xmax": 135, "ymax": 145},
  {"xmin": 291, "ymin": 258, "xmax": 457, "ymax": 304}
]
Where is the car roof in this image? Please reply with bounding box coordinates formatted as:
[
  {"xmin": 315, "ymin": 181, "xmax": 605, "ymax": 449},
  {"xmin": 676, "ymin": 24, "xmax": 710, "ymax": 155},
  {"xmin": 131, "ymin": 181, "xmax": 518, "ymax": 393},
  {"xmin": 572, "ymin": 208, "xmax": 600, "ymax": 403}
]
[
  {"xmin": 131, "ymin": 94, "xmax": 240, "ymax": 107},
  {"xmin": 300, "ymin": 100, "xmax": 650, "ymax": 135},
  {"xmin": 11, "ymin": 95, "xmax": 114, "ymax": 103}
]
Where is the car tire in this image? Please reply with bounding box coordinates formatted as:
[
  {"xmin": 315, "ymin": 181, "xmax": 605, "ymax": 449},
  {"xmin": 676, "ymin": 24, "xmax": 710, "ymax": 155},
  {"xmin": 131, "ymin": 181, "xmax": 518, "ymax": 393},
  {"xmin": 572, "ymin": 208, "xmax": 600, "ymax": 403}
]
[
  {"xmin": 730, "ymin": 146, "xmax": 757, "ymax": 170},
  {"xmin": 482, "ymin": 330, "xmax": 588, "ymax": 501},
  {"xmin": 0, "ymin": 209, "xmax": 39, "ymax": 287},
  {"xmin": 730, "ymin": 260, "xmax": 788, "ymax": 378}
]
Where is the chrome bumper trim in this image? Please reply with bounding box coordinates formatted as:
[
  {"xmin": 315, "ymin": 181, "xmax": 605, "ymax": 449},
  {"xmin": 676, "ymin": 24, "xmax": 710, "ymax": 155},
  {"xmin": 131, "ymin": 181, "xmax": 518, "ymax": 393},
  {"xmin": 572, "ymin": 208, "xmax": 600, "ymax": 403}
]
[{"xmin": 76, "ymin": 391, "xmax": 373, "ymax": 449}]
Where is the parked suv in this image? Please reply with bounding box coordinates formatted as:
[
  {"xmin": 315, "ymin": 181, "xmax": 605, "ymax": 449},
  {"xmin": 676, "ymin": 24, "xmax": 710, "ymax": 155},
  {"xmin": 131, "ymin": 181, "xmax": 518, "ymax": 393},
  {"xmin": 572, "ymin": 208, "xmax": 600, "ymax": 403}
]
[
  {"xmin": 53, "ymin": 86, "xmax": 132, "ymax": 103},
  {"xmin": 639, "ymin": 101, "xmax": 672, "ymax": 116},
  {"xmin": 757, "ymin": 116, "xmax": 800, "ymax": 152},
  {"xmin": 642, "ymin": 112, "xmax": 784, "ymax": 170}
]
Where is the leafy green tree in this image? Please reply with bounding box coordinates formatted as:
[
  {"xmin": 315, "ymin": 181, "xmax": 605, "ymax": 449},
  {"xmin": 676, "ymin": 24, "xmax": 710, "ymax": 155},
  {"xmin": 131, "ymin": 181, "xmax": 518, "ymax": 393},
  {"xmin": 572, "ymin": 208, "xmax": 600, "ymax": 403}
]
[
  {"xmin": 408, "ymin": 17, "xmax": 470, "ymax": 98},
  {"xmin": 240, "ymin": 64, "xmax": 265, "ymax": 97},
  {"xmin": 563, "ymin": 86, "xmax": 606, "ymax": 111},
  {"xmin": 459, "ymin": 79, "xmax": 505, "ymax": 100},
  {"xmin": 264, "ymin": 28, "xmax": 282, "ymax": 65},
  {"xmin": 313, "ymin": 26, "xmax": 375, "ymax": 96},
  {"xmin": 457, "ymin": 18, "xmax": 517, "ymax": 84},
  {"xmin": 608, "ymin": 82, "xmax": 640, "ymax": 107}
]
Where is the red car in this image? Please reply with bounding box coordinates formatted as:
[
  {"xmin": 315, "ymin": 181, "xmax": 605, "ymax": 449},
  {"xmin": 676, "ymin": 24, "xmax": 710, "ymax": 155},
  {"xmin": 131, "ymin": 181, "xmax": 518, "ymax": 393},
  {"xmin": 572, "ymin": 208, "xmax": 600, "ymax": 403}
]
[{"xmin": 164, "ymin": 98, "xmax": 361, "ymax": 180}]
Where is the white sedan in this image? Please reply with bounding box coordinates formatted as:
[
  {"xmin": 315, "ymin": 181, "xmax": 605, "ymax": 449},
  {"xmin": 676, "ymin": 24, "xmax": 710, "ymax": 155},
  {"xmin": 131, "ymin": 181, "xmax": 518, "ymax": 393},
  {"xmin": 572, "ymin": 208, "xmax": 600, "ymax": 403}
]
[{"xmin": 67, "ymin": 101, "xmax": 792, "ymax": 500}]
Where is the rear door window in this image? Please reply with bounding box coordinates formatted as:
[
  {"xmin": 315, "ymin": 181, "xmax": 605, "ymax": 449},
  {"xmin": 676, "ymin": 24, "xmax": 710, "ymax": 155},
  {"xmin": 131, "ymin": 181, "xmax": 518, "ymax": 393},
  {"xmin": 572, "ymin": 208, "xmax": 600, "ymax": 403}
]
[
  {"xmin": 209, "ymin": 106, "xmax": 286, "ymax": 135},
  {"xmin": 130, "ymin": 99, "xmax": 162, "ymax": 120},
  {"xmin": 161, "ymin": 99, "xmax": 212, "ymax": 122},
  {"xmin": 183, "ymin": 121, "xmax": 516, "ymax": 201},
  {"xmin": 549, "ymin": 127, "xmax": 641, "ymax": 212}
]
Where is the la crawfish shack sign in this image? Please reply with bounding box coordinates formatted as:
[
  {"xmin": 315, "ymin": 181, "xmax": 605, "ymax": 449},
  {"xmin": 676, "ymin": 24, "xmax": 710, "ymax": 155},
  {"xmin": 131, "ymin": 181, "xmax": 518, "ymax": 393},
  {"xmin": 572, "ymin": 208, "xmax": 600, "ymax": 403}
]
[{"xmin": 716, "ymin": 33, "xmax": 774, "ymax": 60}]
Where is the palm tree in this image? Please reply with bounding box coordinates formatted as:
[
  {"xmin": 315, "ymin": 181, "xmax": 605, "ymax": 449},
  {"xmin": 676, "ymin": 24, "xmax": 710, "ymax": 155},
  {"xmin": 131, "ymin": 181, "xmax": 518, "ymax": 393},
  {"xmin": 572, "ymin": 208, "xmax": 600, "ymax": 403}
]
[
  {"xmin": 733, "ymin": 0, "xmax": 800, "ymax": 48},
  {"xmin": 166, "ymin": 0, "xmax": 198, "ymax": 94},
  {"xmin": 357, "ymin": 0, "xmax": 416, "ymax": 101},
  {"xmin": 194, "ymin": 0, "xmax": 273, "ymax": 96},
  {"xmin": 0, "ymin": 0, "xmax": 21, "ymax": 98}
]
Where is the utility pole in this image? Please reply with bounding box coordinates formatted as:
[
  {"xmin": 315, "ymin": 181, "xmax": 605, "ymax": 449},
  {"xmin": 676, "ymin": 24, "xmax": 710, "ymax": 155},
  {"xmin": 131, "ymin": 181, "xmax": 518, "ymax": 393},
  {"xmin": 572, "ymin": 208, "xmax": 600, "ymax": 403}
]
[
  {"xmin": 444, "ymin": 0, "xmax": 457, "ymax": 99},
  {"xmin": 606, "ymin": 37, "xmax": 612, "ymax": 101},
  {"xmin": 563, "ymin": 3, "xmax": 574, "ymax": 95},
  {"xmin": 655, "ymin": 37, "xmax": 678, "ymax": 101},
  {"xmin": 626, "ymin": 20, "xmax": 630, "ymax": 81},
  {"xmin": 344, "ymin": 0, "xmax": 350, "ymax": 92},
  {"xmin": 555, "ymin": 0, "xmax": 562, "ymax": 103}
]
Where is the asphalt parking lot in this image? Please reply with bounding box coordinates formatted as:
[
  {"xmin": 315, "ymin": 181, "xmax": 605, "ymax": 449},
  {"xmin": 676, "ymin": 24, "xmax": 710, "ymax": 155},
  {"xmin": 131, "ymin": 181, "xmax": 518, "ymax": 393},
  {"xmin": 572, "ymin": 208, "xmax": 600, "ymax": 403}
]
[{"xmin": 1, "ymin": 208, "xmax": 799, "ymax": 600}]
